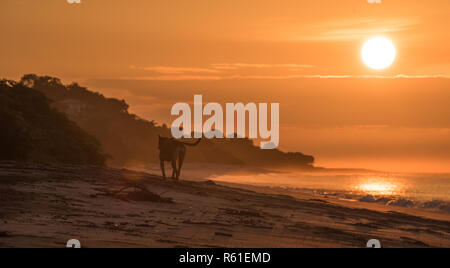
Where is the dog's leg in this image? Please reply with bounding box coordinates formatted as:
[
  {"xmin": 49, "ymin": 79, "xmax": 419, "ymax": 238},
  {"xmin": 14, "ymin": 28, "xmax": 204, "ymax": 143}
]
[
  {"xmin": 160, "ymin": 160, "xmax": 166, "ymax": 179},
  {"xmin": 177, "ymin": 151, "xmax": 185, "ymax": 180},
  {"xmin": 171, "ymin": 160, "xmax": 177, "ymax": 179}
]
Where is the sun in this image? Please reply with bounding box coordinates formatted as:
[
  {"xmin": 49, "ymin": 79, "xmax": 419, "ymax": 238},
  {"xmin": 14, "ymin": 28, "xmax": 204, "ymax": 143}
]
[{"xmin": 362, "ymin": 37, "xmax": 396, "ymax": 70}]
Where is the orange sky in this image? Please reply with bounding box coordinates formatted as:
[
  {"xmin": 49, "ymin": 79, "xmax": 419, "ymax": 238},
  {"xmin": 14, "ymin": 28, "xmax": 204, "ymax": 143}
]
[{"xmin": 1, "ymin": 0, "xmax": 450, "ymax": 172}]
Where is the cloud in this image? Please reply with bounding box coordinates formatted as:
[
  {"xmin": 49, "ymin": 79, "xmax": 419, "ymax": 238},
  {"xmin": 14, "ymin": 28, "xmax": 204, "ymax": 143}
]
[
  {"xmin": 120, "ymin": 75, "xmax": 223, "ymax": 81},
  {"xmin": 297, "ymin": 17, "xmax": 417, "ymax": 41},
  {"xmin": 211, "ymin": 63, "xmax": 314, "ymax": 70},
  {"xmin": 136, "ymin": 63, "xmax": 314, "ymax": 73},
  {"xmin": 127, "ymin": 62, "xmax": 449, "ymax": 81},
  {"xmin": 296, "ymin": 74, "xmax": 450, "ymax": 79},
  {"xmin": 141, "ymin": 66, "xmax": 221, "ymax": 74},
  {"xmin": 127, "ymin": 63, "xmax": 316, "ymax": 80},
  {"xmin": 119, "ymin": 74, "xmax": 450, "ymax": 81}
]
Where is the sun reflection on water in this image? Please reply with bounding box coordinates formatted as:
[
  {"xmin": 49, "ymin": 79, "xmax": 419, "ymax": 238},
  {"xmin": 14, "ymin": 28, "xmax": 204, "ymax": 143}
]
[{"xmin": 356, "ymin": 177, "xmax": 403, "ymax": 196}]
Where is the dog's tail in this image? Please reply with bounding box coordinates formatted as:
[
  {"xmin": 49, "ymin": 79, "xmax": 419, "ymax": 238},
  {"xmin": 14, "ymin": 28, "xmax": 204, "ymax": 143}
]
[{"xmin": 182, "ymin": 139, "xmax": 202, "ymax": 147}]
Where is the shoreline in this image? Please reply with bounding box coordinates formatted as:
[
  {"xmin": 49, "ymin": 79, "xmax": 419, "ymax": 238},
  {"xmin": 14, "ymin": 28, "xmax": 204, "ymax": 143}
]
[
  {"xmin": 1, "ymin": 161, "xmax": 449, "ymax": 248},
  {"xmin": 135, "ymin": 163, "xmax": 450, "ymax": 216}
]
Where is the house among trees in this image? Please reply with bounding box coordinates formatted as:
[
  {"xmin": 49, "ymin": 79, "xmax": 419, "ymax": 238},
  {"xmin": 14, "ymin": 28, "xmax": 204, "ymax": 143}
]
[{"xmin": 54, "ymin": 99, "xmax": 87, "ymax": 119}]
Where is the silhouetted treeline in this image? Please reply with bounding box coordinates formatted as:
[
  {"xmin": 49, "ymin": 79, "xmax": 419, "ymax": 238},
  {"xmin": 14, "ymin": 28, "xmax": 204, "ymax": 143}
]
[
  {"xmin": 0, "ymin": 80, "xmax": 106, "ymax": 165},
  {"xmin": 7, "ymin": 74, "xmax": 314, "ymax": 168}
]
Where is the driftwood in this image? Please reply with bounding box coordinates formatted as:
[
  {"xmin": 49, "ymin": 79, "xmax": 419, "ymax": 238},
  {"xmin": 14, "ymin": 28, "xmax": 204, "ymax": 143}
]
[
  {"xmin": 106, "ymin": 184, "xmax": 173, "ymax": 203},
  {"xmin": 0, "ymin": 231, "xmax": 9, "ymax": 237}
]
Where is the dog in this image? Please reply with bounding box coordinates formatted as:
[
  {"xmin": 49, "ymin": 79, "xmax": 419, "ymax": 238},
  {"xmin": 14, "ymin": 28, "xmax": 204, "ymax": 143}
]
[{"xmin": 158, "ymin": 135, "xmax": 201, "ymax": 180}]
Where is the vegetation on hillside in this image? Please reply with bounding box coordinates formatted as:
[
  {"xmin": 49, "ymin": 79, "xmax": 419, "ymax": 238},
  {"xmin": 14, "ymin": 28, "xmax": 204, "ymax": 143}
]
[
  {"xmin": 3, "ymin": 74, "xmax": 314, "ymax": 168},
  {"xmin": 0, "ymin": 79, "xmax": 106, "ymax": 165}
]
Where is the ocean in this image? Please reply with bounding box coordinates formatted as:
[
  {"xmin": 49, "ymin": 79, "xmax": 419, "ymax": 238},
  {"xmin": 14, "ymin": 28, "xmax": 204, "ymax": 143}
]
[{"xmin": 208, "ymin": 171, "xmax": 450, "ymax": 214}]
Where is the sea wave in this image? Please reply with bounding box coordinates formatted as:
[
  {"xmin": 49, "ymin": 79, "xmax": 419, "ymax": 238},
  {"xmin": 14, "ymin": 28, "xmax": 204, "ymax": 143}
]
[
  {"xmin": 268, "ymin": 186, "xmax": 450, "ymax": 214},
  {"xmin": 358, "ymin": 195, "xmax": 450, "ymax": 213}
]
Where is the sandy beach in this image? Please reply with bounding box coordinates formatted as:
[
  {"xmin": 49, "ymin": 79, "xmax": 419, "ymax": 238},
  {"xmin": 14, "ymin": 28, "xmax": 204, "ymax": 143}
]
[{"xmin": 0, "ymin": 161, "xmax": 449, "ymax": 248}]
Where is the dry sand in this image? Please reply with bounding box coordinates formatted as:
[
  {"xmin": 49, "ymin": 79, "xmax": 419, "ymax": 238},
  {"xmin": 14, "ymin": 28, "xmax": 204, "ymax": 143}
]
[{"xmin": 0, "ymin": 161, "xmax": 449, "ymax": 248}]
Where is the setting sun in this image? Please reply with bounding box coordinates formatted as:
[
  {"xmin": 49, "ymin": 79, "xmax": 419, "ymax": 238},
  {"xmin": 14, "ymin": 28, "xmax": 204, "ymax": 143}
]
[{"xmin": 362, "ymin": 37, "xmax": 397, "ymax": 70}]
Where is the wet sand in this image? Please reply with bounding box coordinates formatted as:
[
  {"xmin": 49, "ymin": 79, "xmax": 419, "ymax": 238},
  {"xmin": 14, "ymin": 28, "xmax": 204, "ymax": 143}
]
[{"xmin": 0, "ymin": 161, "xmax": 449, "ymax": 248}]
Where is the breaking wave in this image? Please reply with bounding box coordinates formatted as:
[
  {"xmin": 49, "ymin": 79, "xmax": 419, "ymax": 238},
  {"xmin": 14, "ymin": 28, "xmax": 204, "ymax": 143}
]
[
  {"xmin": 268, "ymin": 186, "xmax": 450, "ymax": 214},
  {"xmin": 357, "ymin": 195, "xmax": 450, "ymax": 213}
]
